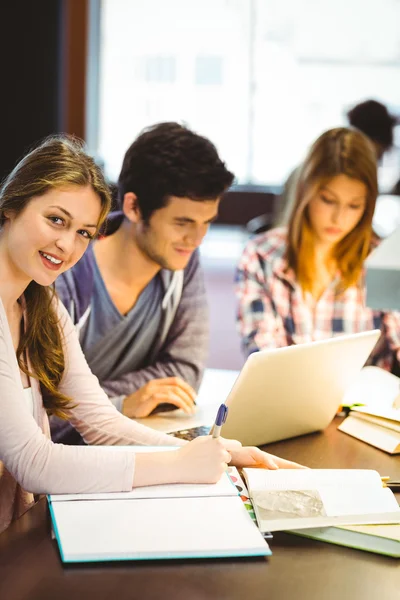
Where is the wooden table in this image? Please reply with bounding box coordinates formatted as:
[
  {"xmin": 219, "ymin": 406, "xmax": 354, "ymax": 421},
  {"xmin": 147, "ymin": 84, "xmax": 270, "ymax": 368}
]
[{"xmin": 1, "ymin": 418, "xmax": 399, "ymax": 600}]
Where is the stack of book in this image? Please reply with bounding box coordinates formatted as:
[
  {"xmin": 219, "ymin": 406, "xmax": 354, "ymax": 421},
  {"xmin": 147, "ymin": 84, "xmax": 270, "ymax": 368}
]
[
  {"xmin": 338, "ymin": 365, "xmax": 400, "ymax": 454},
  {"xmin": 339, "ymin": 406, "xmax": 400, "ymax": 454}
]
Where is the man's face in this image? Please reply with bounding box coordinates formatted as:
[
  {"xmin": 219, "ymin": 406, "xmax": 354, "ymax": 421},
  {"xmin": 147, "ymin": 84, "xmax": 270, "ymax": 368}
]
[{"xmin": 135, "ymin": 196, "xmax": 220, "ymax": 270}]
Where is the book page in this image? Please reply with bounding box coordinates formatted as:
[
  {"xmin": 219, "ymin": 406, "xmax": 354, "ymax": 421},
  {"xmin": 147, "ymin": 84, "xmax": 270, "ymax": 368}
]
[
  {"xmin": 349, "ymin": 411, "xmax": 400, "ymax": 433},
  {"xmin": 242, "ymin": 469, "xmax": 382, "ymax": 492},
  {"xmin": 50, "ymin": 471, "xmax": 237, "ymax": 502},
  {"xmin": 251, "ymin": 486, "xmax": 398, "ymax": 522},
  {"xmin": 318, "ymin": 486, "xmax": 399, "ymax": 516},
  {"xmin": 51, "ymin": 496, "xmax": 270, "ymax": 562},
  {"xmin": 352, "ymin": 405, "xmax": 400, "ymax": 423},
  {"xmin": 341, "ymin": 366, "xmax": 400, "ymax": 409},
  {"xmin": 250, "ymin": 485, "xmax": 400, "ymax": 532},
  {"xmin": 243, "ymin": 468, "xmax": 400, "ymax": 532}
]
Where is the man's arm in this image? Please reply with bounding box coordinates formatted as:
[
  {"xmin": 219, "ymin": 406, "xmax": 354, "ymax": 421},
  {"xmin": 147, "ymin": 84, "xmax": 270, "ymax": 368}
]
[{"xmin": 101, "ymin": 251, "xmax": 209, "ymax": 403}]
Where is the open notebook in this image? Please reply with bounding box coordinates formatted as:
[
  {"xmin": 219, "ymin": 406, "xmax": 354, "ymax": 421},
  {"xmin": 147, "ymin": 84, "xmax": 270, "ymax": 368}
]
[
  {"xmin": 242, "ymin": 469, "xmax": 400, "ymax": 533},
  {"xmin": 48, "ymin": 447, "xmax": 270, "ymax": 563}
]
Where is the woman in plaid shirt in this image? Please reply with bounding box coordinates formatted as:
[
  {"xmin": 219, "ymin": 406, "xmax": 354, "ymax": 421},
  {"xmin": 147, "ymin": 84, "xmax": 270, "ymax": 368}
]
[{"xmin": 236, "ymin": 127, "xmax": 400, "ymax": 371}]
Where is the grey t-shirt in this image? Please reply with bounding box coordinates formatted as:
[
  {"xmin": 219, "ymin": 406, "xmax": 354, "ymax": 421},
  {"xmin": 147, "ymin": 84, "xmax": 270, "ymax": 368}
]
[{"xmin": 79, "ymin": 258, "xmax": 163, "ymax": 383}]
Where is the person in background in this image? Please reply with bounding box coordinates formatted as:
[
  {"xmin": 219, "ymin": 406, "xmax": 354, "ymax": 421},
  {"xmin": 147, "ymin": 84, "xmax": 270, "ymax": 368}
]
[
  {"xmin": 236, "ymin": 127, "xmax": 400, "ymax": 371},
  {"xmin": 276, "ymin": 99, "xmax": 398, "ymax": 226},
  {"xmin": 0, "ymin": 135, "xmax": 304, "ymax": 533},
  {"xmin": 347, "ymin": 99, "xmax": 397, "ymax": 162},
  {"xmin": 53, "ymin": 122, "xmax": 234, "ymax": 444}
]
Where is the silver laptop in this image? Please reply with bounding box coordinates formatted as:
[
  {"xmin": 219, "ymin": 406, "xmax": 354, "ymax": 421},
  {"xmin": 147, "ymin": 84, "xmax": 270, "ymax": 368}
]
[{"xmin": 217, "ymin": 329, "xmax": 380, "ymax": 446}]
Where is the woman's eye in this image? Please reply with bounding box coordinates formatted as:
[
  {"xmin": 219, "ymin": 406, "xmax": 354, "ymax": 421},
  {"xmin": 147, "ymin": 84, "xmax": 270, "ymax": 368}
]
[
  {"xmin": 349, "ymin": 205, "xmax": 362, "ymax": 210},
  {"xmin": 78, "ymin": 230, "xmax": 94, "ymax": 240},
  {"xmin": 321, "ymin": 195, "xmax": 334, "ymax": 205},
  {"xmin": 48, "ymin": 215, "xmax": 64, "ymax": 225}
]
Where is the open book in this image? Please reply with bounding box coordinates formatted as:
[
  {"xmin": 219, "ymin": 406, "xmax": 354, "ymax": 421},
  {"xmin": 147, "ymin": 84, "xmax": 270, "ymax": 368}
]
[
  {"xmin": 242, "ymin": 468, "xmax": 400, "ymax": 533},
  {"xmin": 338, "ymin": 366, "xmax": 400, "ymax": 453},
  {"xmin": 48, "ymin": 447, "xmax": 270, "ymax": 563}
]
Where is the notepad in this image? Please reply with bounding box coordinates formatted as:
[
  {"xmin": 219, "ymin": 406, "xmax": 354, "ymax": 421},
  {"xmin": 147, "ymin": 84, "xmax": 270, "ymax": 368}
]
[
  {"xmin": 48, "ymin": 447, "xmax": 270, "ymax": 563},
  {"xmin": 242, "ymin": 469, "xmax": 400, "ymax": 533}
]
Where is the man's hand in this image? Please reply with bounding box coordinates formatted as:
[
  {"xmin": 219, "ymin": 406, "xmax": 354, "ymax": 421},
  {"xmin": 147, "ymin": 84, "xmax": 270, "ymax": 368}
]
[
  {"xmin": 229, "ymin": 446, "xmax": 308, "ymax": 469},
  {"xmin": 122, "ymin": 377, "xmax": 196, "ymax": 418}
]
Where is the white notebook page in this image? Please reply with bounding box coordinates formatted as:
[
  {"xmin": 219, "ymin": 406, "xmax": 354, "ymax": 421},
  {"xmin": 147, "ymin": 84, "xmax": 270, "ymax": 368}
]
[
  {"xmin": 50, "ymin": 471, "xmax": 236, "ymax": 502},
  {"xmin": 243, "ymin": 469, "xmax": 383, "ymax": 492},
  {"xmin": 51, "ymin": 496, "xmax": 269, "ymax": 562}
]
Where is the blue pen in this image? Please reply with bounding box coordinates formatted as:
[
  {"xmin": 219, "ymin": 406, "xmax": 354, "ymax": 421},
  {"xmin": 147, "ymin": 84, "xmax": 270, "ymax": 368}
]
[{"xmin": 212, "ymin": 403, "xmax": 229, "ymax": 438}]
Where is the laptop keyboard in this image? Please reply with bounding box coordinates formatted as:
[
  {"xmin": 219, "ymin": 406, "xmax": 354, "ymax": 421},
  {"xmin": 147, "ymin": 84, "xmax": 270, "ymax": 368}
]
[{"xmin": 170, "ymin": 425, "xmax": 211, "ymax": 441}]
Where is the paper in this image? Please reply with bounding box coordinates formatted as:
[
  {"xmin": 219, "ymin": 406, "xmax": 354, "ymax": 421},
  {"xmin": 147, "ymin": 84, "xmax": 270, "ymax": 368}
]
[
  {"xmin": 341, "ymin": 366, "xmax": 400, "ymax": 409},
  {"xmin": 243, "ymin": 468, "xmax": 383, "ymax": 491},
  {"xmin": 50, "ymin": 471, "xmax": 237, "ymax": 503},
  {"xmin": 50, "ymin": 496, "xmax": 271, "ymax": 562},
  {"xmin": 243, "ymin": 468, "xmax": 400, "ymax": 532}
]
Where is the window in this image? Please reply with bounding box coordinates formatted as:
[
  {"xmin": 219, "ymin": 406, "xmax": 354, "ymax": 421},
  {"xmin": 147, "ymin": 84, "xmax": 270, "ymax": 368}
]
[
  {"xmin": 195, "ymin": 56, "xmax": 223, "ymax": 85},
  {"xmin": 95, "ymin": 0, "xmax": 400, "ymax": 190},
  {"xmin": 142, "ymin": 56, "xmax": 176, "ymax": 84}
]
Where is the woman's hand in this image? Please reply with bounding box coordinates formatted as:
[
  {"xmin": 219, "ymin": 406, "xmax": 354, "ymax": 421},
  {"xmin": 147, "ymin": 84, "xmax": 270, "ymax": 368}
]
[
  {"xmin": 229, "ymin": 446, "xmax": 308, "ymax": 469},
  {"xmin": 133, "ymin": 436, "xmax": 231, "ymax": 487},
  {"xmin": 170, "ymin": 436, "xmax": 232, "ymax": 484}
]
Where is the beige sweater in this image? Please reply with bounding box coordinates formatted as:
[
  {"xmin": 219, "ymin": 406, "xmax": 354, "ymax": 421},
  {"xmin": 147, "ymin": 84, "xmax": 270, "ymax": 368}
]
[{"xmin": 0, "ymin": 298, "xmax": 182, "ymax": 533}]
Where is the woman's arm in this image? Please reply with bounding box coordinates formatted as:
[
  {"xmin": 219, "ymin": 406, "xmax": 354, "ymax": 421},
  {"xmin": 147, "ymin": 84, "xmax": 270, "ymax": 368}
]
[
  {"xmin": 380, "ymin": 310, "xmax": 400, "ymax": 366},
  {"xmin": 0, "ymin": 306, "xmax": 136, "ymax": 494},
  {"xmin": 235, "ymin": 240, "xmax": 287, "ymax": 355},
  {"xmin": 0, "ymin": 303, "xmax": 232, "ymax": 494}
]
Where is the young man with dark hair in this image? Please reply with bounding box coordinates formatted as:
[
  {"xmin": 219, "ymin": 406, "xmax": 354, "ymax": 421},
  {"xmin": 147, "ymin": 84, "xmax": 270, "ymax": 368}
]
[{"xmin": 52, "ymin": 122, "xmax": 234, "ymax": 442}]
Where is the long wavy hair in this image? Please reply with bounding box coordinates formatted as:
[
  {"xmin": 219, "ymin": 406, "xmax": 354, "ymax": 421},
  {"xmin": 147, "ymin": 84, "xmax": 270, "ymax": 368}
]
[
  {"xmin": 286, "ymin": 127, "xmax": 378, "ymax": 293},
  {"xmin": 0, "ymin": 135, "xmax": 111, "ymax": 418}
]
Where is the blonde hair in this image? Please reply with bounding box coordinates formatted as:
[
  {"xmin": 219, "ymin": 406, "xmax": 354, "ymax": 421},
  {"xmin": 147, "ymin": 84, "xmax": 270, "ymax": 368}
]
[
  {"xmin": 0, "ymin": 135, "xmax": 111, "ymax": 417},
  {"xmin": 286, "ymin": 127, "xmax": 378, "ymax": 293}
]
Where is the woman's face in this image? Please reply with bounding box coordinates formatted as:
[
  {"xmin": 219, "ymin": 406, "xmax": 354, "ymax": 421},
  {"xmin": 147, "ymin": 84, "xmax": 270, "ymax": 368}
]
[
  {"xmin": 307, "ymin": 174, "xmax": 368, "ymax": 248},
  {"xmin": 3, "ymin": 185, "xmax": 101, "ymax": 286}
]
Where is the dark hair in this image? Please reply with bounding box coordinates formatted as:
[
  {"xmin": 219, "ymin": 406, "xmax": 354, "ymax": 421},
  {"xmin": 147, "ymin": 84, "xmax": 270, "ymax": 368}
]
[
  {"xmin": 0, "ymin": 134, "xmax": 111, "ymax": 418},
  {"xmin": 347, "ymin": 100, "xmax": 397, "ymax": 154},
  {"xmin": 117, "ymin": 122, "xmax": 234, "ymax": 221}
]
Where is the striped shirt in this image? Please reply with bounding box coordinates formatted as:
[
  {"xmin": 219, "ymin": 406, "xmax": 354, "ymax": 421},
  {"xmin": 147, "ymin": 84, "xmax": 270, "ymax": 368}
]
[{"xmin": 235, "ymin": 227, "xmax": 400, "ymax": 371}]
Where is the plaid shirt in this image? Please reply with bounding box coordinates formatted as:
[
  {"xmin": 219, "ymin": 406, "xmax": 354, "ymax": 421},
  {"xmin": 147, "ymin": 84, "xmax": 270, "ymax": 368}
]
[{"xmin": 235, "ymin": 227, "xmax": 400, "ymax": 371}]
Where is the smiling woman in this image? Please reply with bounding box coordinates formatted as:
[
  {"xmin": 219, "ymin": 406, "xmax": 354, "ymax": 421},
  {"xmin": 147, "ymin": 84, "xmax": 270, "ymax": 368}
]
[
  {"xmin": 0, "ymin": 135, "xmax": 304, "ymax": 534},
  {"xmin": 0, "ymin": 136, "xmax": 111, "ymax": 418},
  {"xmin": 236, "ymin": 127, "xmax": 400, "ymax": 373},
  {"xmin": 8, "ymin": 188, "xmax": 101, "ymax": 282}
]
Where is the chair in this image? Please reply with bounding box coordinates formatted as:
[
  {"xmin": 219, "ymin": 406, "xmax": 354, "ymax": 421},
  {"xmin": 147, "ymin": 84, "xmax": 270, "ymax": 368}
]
[{"xmin": 216, "ymin": 188, "xmax": 278, "ymax": 231}]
